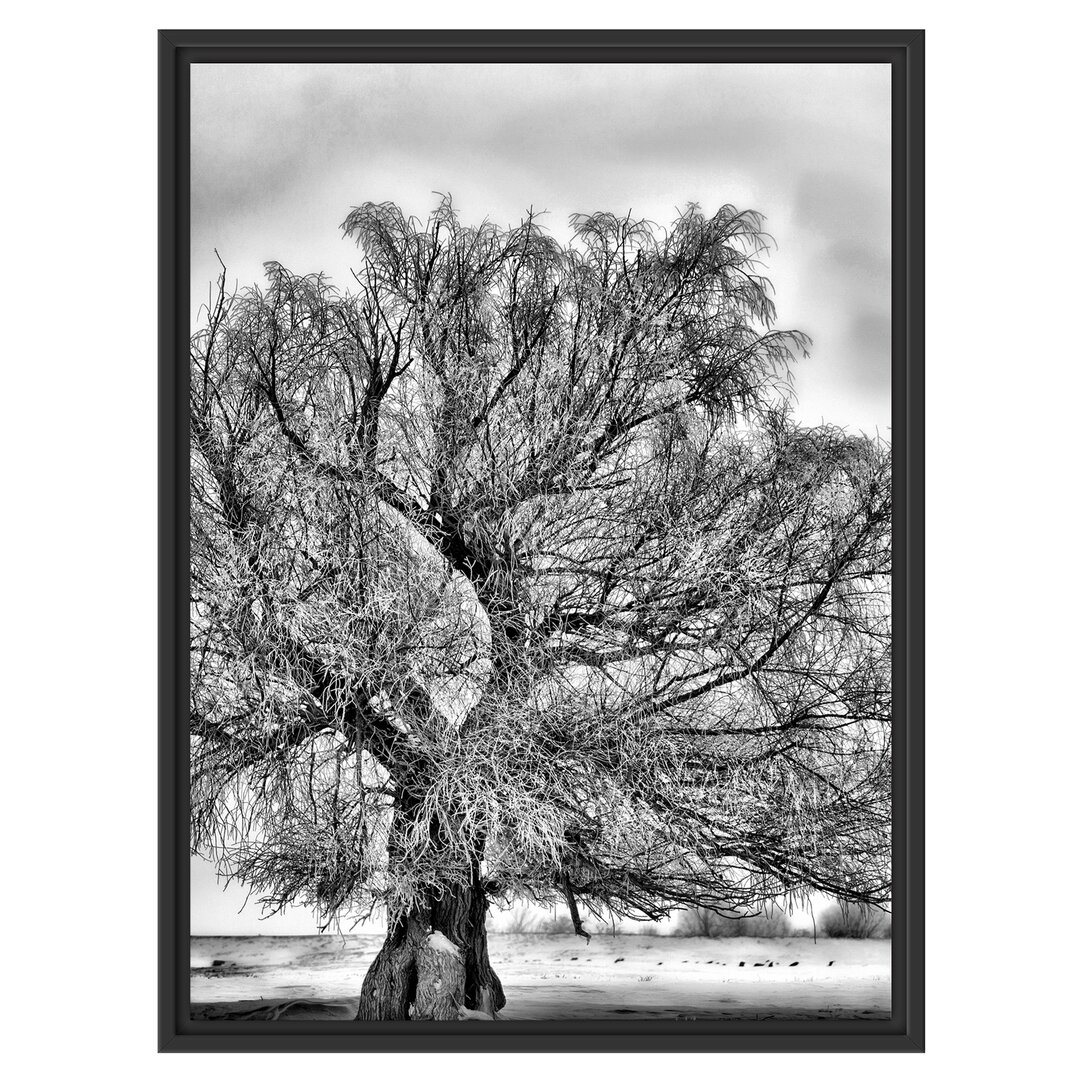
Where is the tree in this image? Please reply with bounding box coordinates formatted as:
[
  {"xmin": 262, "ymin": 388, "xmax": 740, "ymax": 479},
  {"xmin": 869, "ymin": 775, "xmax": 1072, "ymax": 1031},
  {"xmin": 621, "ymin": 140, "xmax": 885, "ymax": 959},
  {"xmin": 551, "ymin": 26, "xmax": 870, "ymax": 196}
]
[
  {"xmin": 819, "ymin": 901, "xmax": 892, "ymax": 939},
  {"xmin": 676, "ymin": 905, "xmax": 793, "ymax": 938},
  {"xmin": 189, "ymin": 198, "xmax": 891, "ymax": 1020}
]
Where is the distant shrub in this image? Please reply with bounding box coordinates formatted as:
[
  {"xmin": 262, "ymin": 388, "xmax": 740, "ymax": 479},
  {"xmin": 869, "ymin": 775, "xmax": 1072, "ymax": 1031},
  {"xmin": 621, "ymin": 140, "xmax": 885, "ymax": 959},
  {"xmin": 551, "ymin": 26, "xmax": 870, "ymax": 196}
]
[
  {"xmin": 499, "ymin": 908, "xmax": 538, "ymax": 934},
  {"xmin": 589, "ymin": 917, "xmax": 620, "ymax": 937},
  {"xmin": 818, "ymin": 903, "xmax": 891, "ymax": 939},
  {"xmin": 546, "ymin": 913, "xmax": 577, "ymax": 934},
  {"xmin": 495, "ymin": 907, "xmax": 669, "ymax": 937},
  {"xmin": 492, "ymin": 909, "xmax": 576, "ymax": 934},
  {"xmin": 675, "ymin": 905, "xmax": 792, "ymax": 938},
  {"xmin": 741, "ymin": 909, "xmax": 793, "ymax": 938},
  {"xmin": 675, "ymin": 906, "xmax": 727, "ymax": 937}
]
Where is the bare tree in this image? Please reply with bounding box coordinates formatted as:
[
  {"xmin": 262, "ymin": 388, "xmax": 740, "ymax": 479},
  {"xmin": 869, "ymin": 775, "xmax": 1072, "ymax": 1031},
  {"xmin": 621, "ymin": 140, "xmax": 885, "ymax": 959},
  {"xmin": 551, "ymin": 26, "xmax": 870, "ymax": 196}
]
[
  {"xmin": 190, "ymin": 198, "xmax": 891, "ymax": 1019},
  {"xmin": 819, "ymin": 902, "xmax": 892, "ymax": 939},
  {"xmin": 676, "ymin": 905, "xmax": 793, "ymax": 938}
]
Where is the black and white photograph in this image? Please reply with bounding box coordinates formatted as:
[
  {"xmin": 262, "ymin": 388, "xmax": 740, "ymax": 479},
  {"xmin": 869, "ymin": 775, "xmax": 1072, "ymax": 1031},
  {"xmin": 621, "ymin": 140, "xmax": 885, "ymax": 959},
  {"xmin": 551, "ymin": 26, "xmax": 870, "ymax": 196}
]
[
  {"xmin": 14, "ymin": 6, "xmax": 1080, "ymax": 1073},
  {"xmin": 180, "ymin": 41, "xmax": 911, "ymax": 1038}
]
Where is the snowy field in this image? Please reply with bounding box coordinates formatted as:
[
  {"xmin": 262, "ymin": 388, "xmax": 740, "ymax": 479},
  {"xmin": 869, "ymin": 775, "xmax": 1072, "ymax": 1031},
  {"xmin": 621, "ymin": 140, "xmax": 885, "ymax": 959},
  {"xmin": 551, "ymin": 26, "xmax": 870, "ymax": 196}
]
[{"xmin": 191, "ymin": 933, "xmax": 890, "ymax": 1021}]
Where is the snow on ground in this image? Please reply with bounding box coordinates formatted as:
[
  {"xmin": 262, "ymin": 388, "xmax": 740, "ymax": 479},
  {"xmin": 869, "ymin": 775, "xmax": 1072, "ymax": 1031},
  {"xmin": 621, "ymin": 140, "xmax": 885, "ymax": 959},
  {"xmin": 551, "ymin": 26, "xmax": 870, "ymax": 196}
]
[{"xmin": 191, "ymin": 933, "xmax": 890, "ymax": 1021}]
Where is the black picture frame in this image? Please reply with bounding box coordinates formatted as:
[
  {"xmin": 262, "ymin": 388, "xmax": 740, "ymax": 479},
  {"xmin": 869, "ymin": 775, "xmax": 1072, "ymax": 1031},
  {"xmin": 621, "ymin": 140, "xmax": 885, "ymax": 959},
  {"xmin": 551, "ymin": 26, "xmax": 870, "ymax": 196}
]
[{"xmin": 160, "ymin": 28, "xmax": 924, "ymax": 1053}]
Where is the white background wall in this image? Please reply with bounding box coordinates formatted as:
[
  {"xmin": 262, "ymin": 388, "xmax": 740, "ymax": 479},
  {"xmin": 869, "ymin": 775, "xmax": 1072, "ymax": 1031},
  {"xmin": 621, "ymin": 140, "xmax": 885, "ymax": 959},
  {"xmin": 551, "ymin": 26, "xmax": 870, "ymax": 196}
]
[{"xmin": 3, "ymin": 3, "xmax": 1077, "ymax": 1077}]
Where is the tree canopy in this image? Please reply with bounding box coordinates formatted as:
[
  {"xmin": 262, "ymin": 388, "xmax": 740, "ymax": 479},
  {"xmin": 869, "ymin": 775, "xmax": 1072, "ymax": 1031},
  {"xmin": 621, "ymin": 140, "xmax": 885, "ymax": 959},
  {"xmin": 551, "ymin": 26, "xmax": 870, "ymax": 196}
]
[{"xmin": 190, "ymin": 198, "xmax": 891, "ymax": 949}]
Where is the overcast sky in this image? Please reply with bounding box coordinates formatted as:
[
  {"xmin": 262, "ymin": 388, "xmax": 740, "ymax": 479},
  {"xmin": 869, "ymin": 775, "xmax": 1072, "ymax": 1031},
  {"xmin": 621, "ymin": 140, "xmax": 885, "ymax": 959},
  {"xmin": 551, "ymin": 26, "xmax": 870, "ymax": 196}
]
[{"xmin": 190, "ymin": 61, "xmax": 892, "ymax": 935}]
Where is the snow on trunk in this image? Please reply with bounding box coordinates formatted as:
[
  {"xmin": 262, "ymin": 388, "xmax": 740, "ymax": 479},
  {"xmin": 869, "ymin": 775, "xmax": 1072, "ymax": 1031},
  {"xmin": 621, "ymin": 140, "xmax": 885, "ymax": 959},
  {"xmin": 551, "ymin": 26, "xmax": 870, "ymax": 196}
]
[{"xmin": 411, "ymin": 932, "xmax": 465, "ymax": 1021}]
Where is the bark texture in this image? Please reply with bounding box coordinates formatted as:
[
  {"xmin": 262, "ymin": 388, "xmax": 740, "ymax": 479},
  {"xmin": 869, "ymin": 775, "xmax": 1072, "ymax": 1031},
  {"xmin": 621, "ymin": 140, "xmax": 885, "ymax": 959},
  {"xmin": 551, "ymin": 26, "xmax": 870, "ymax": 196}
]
[
  {"xmin": 431, "ymin": 871, "xmax": 506, "ymax": 1015},
  {"xmin": 411, "ymin": 934, "xmax": 465, "ymax": 1020},
  {"xmin": 355, "ymin": 914, "xmax": 426, "ymax": 1021},
  {"xmin": 355, "ymin": 870, "xmax": 505, "ymax": 1020}
]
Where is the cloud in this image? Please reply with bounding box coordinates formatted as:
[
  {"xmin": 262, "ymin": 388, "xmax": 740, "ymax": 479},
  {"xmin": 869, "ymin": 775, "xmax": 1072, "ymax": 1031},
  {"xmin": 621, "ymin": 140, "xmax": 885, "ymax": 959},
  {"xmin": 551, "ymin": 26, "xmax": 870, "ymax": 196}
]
[
  {"xmin": 845, "ymin": 312, "xmax": 893, "ymax": 394},
  {"xmin": 795, "ymin": 170, "xmax": 890, "ymax": 244},
  {"xmin": 191, "ymin": 62, "xmax": 892, "ymax": 434}
]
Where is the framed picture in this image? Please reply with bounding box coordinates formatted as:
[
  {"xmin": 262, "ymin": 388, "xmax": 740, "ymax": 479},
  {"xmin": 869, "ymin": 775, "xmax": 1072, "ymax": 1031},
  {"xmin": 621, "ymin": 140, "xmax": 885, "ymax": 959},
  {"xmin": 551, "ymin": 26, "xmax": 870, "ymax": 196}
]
[{"xmin": 160, "ymin": 29, "xmax": 924, "ymax": 1053}]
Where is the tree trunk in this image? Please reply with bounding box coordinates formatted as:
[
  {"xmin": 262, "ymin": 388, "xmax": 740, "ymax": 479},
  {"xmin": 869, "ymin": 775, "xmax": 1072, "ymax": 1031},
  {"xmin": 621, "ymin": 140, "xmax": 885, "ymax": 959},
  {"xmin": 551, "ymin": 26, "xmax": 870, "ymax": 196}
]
[
  {"xmin": 411, "ymin": 932, "xmax": 465, "ymax": 1021},
  {"xmin": 355, "ymin": 868, "xmax": 505, "ymax": 1020},
  {"xmin": 354, "ymin": 911, "xmax": 426, "ymax": 1020},
  {"xmin": 430, "ymin": 868, "xmax": 506, "ymax": 1016}
]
